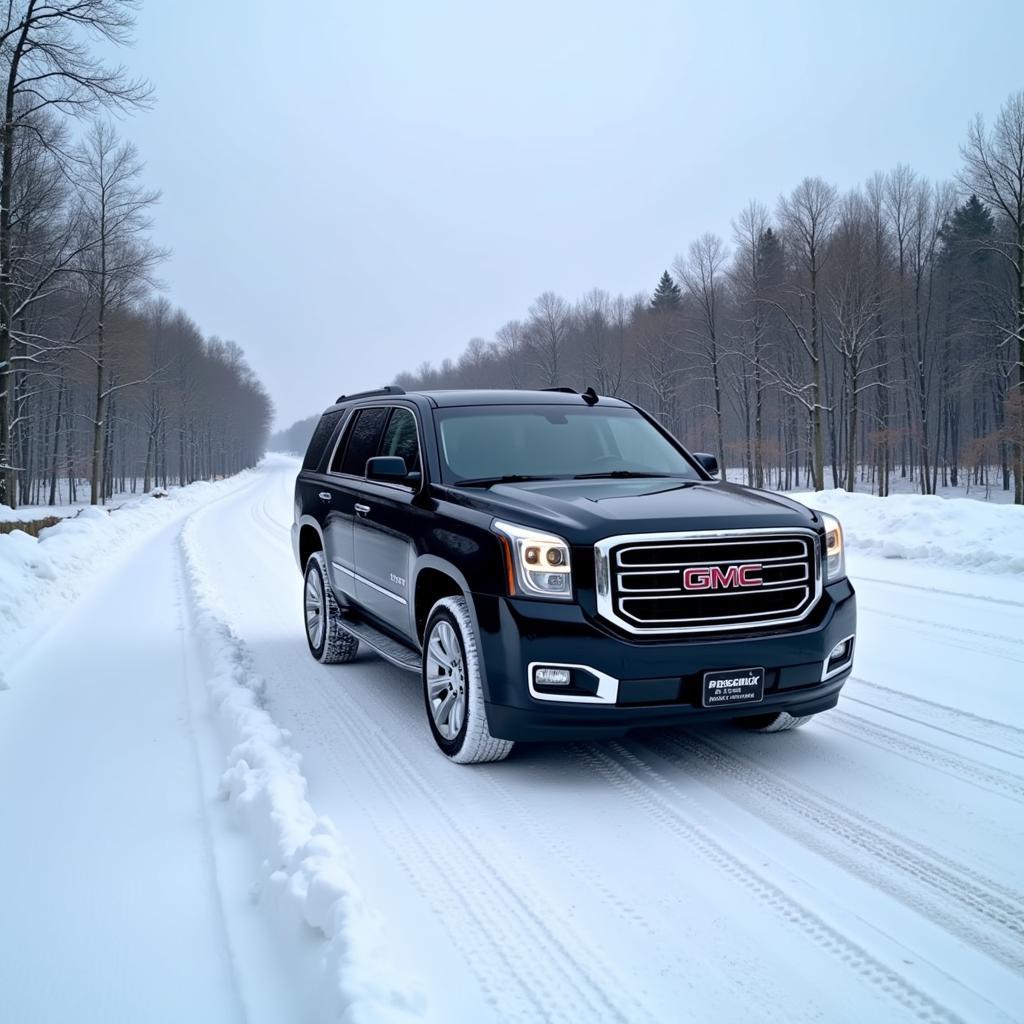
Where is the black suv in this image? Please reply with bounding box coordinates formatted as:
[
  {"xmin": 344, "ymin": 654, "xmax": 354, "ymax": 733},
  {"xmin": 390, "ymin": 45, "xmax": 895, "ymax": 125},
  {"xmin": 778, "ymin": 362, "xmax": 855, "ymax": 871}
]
[{"xmin": 292, "ymin": 386, "xmax": 856, "ymax": 763}]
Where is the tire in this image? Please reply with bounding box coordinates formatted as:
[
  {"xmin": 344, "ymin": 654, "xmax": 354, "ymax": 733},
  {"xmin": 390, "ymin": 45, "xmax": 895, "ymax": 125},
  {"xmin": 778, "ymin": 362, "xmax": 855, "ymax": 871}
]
[
  {"xmin": 422, "ymin": 596, "xmax": 513, "ymax": 764},
  {"xmin": 303, "ymin": 551, "xmax": 360, "ymax": 664},
  {"xmin": 734, "ymin": 711, "xmax": 815, "ymax": 733}
]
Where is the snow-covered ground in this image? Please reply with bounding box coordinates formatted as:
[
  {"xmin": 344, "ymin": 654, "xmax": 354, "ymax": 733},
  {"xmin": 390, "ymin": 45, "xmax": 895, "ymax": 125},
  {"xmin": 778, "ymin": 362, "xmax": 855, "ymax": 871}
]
[
  {"xmin": 1, "ymin": 455, "xmax": 1022, "ymax": 1022},
  {"xmin": 0, "ymin": 479, "xmax": 171, "ymax": 521},
  {"xmin": 724, "ymin": 466, "xmax": 1019, "ymax": 504},
  {"xmin": 792, "ymin": 488, "xmax": 1024, "ymax": 574},
  {"xmin": 0, "ymin": 473, "xmax": 259, "ymax": 672}
]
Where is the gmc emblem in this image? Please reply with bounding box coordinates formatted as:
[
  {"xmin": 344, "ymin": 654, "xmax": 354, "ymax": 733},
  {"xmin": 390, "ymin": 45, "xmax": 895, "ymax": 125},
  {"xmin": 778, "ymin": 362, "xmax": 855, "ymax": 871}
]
[{"xmin": 682, "ymin": 564, "xmax": 763, "ymax": 590}]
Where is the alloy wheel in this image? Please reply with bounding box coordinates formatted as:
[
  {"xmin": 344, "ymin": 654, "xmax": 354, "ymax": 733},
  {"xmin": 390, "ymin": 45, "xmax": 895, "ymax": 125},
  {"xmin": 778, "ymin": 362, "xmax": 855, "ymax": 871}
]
[{"xmin": 425, "ymin": 619, "xmax": 467, "ymax": 740}]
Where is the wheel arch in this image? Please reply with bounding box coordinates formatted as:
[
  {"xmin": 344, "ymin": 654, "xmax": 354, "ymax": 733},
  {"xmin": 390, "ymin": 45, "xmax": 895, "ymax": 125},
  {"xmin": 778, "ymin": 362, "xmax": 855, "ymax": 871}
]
[
  {"xmin": 296, "ymin": 515, "xmax": 325, "ymax": 572},
  {"xmin": 412, "ymin": 556, "xmax": 496, "ymax": 703},
  {"xmin": 413, "ymin": 556, "xmax": 472, "ymax": 641}
]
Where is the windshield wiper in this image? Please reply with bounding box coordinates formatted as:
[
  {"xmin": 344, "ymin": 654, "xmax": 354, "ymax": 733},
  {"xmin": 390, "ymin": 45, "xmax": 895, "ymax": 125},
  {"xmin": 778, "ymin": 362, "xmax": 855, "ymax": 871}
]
[
  {"xmin": 572, "ymin": 470, "xmax": 677, "ymax": 480},
  {"xmin": 454, "ymin": 474, "xmax": 561, "ymax": 488}
]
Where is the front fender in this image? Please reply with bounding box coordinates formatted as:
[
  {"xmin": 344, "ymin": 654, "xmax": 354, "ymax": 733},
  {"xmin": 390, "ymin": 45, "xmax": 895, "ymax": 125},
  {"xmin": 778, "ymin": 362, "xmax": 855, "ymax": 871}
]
[{"xmin": 412, "ymin": 554, "xmax": 496, "ymax": 702}]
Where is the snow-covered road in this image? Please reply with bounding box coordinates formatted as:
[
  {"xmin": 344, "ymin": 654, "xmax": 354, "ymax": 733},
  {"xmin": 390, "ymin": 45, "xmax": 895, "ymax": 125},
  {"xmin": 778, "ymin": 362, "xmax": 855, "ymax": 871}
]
[{"xmin": 2, "ymin": 456, "xmax": 1022, "ymax": 1023}]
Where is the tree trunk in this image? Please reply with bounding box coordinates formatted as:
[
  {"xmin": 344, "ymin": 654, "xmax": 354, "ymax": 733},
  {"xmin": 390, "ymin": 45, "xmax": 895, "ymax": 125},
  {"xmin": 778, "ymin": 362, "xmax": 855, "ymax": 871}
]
[
  {"xmin": 48, "ymin": 372, "xmax": 65, "ymax": 505},
  {"xmin": 90, "ymin": 332, "xmax": 106, "ymax": 504}
]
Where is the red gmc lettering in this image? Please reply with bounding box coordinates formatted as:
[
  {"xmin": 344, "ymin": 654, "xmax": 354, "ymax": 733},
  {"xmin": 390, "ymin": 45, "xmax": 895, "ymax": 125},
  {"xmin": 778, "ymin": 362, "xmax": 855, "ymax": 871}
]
[
  {"xmin": 682, "ymin": 564, "xmax": 763, "ymax": 590},
  {"xmin": 737, "ymin": 564, "xmax": 763, "ymax": 586}
]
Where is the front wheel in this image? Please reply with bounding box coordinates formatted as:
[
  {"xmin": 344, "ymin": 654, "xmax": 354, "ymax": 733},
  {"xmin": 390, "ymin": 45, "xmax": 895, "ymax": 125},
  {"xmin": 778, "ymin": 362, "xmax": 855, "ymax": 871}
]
[
  {"xmin": 422, "ymin": 596, "xmax": 513, "ymax": 764},
  {"xmin": 734, "ymin": 711, "xmax": 815, "ymax": 733}
]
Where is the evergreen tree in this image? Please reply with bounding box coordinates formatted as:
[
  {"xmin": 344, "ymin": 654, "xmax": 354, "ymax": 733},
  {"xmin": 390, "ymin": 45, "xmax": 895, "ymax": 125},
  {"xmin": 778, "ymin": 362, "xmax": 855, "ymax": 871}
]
[
  {"xmin": 650, "ymin": 270, "xmax": 682, "ymax": 311},
  {"xmin": 755, "ymin": 227, "xmax": 783, "ymax": 280},
  {"xmin": 939, "ymin": 195, "xmax": 994, "ymax": 265}
]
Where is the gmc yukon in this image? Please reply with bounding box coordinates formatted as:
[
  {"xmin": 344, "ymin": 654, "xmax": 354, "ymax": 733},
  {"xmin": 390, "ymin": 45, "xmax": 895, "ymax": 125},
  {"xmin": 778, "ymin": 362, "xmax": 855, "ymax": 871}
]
[{"xmin": 292, "ymin": 386, "xmax": 856, "ymax": 763}]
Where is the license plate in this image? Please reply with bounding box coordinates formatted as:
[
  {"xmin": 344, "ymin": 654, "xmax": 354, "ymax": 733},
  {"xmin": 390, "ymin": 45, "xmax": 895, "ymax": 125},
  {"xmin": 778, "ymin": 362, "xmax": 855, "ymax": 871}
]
[{"xmin": 702, "ymin": 667, "xmax": 765, "ymax": 708}]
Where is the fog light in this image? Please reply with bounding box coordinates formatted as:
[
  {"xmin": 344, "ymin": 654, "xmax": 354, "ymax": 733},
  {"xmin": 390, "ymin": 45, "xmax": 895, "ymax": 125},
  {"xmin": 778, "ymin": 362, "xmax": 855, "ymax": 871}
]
[
  {"xmin": 535, "ymin": 667, "xmax": 572, "ymax": 687},
  {"xmin": 829, "ymin": 639, "xmax": 851, "ymax": 662}
]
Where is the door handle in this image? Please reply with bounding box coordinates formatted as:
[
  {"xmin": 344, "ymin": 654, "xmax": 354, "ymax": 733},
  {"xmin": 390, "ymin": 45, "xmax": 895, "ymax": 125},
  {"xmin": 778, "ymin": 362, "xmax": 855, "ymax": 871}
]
[
  {"xmin": 354, "ymin": 503, "xmax": 371, "ymax": 516},
  {"xmin": 318, "ymin": 491, "xmax": 332, "ymax": 502}
]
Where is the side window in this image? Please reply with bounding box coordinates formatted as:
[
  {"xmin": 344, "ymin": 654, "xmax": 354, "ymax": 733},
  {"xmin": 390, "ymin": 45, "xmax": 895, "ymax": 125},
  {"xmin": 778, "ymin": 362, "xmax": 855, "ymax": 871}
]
[
  {"xmin": 379, "ymin": 408, "xmax": 420, "ymax": 475},
  {"xmin": 302, "ymin": 410, "xmax": 344, "ymax": 471},
  {"xmin": 334, "ymin": 407, "xmax": 388, "ymax": 476}
]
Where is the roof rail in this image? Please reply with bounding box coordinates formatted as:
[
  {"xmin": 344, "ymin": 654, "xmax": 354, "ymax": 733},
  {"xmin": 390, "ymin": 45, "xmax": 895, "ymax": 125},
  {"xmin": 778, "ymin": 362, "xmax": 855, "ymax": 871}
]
[
  {"xmin": 541, "ymin": 386, "xmax": 577, "ymax": 394},
  {"xmin": 335, "ymin": 384, "xmax": 406, "ymax": 403}
]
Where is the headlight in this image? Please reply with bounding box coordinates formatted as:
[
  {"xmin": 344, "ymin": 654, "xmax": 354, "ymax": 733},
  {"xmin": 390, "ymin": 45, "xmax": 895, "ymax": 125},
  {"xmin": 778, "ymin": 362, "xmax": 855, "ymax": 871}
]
[
  {"xmin": 493, "ymin": 520, "xmax": 572, "ymax": 600},
  {"xmin": 821, "ymin": 512, "xmax": 845, "ymax": 581}
]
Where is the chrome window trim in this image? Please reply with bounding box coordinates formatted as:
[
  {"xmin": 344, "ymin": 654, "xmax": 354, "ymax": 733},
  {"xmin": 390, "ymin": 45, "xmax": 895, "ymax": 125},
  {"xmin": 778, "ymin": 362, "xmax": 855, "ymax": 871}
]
[
  {"xmin": 527, "ymin": 661, "xmax": 619, "ymax": 705},
  {"xmin": 325, "ymin": 402, "xmax": 425, "ymax": 493},
  {"xmin": 594, "ymin": 527, "xmax": 822, "ymax": 636},
  {"xmin": 324, "ymin": 406, "xmax": 357, "ymax": 476}
]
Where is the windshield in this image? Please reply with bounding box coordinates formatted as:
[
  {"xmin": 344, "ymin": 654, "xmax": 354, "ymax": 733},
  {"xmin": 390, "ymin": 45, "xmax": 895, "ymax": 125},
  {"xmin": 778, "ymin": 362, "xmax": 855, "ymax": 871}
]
[{"xmin": 435, "ymin": 404, "xmax": 701, "ymax": 484}]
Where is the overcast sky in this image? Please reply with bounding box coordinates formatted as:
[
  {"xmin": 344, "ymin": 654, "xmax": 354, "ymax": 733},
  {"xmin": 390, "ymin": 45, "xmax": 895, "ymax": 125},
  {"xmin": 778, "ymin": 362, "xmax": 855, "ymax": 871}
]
[{"xmin": 123, "ymin": 0, "xmax": 1024, "ymax": 428}]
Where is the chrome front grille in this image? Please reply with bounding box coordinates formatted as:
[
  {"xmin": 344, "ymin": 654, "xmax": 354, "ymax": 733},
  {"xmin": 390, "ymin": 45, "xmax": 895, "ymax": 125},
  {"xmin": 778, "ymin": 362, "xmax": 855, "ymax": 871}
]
[{"xmin": 594, "ymin": 529, "xmax": 821, "ymax": 635}]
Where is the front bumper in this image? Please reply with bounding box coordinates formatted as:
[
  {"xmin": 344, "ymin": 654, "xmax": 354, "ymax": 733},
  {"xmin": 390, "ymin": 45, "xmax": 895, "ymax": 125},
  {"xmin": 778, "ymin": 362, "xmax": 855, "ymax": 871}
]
[{"xmin": 471, "ymin": 579, "xmax": 856, "ymax": 741}]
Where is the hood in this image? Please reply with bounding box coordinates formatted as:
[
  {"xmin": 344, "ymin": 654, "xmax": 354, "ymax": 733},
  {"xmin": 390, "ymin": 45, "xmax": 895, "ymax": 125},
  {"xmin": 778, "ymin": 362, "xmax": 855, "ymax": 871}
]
[{"xmin": 456, "ymin": 477, "xmax": 819, "ymax": 543}]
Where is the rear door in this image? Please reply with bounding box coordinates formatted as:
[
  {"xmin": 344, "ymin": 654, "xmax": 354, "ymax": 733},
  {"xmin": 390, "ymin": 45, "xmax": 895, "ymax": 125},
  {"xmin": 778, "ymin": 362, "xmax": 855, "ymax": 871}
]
[
  {"xmin": 323, "ymin": 405, "xmax": 389, "ymax": 601},
  {"xmin": 351, "ymin": 405, "xmax": 423, "ymax": 638}
]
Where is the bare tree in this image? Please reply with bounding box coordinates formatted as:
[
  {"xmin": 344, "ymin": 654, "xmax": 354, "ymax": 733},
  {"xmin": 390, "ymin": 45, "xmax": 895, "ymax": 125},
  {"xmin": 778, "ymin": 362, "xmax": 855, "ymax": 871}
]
[
  {"xmin": 906, "ymin": 178, "xmax": 955, "ymax": 492},
  {"xmin": 959, "ymin": 90, "xmax": 1024, "ymax": 503},
  {"xmin": 825, "ymin": 192, "xmax": 886, "ymax": 490},
  {"xmin": 577, "ymin": 288, "xmax": 624, "ymax": 395},
  {"xmin": 731, "ymin": 202, "xmax": 776, "ymax": 486},
  {"xmin": 0, "ymin": 0, "xmax": 150, "ymax": 505},
  {"xmin": 677, "ymin": 233, "xmax": 729, "ymax": 471},
  {"xmin": 777, "ymin": 177, "xmax": 838, "ymax": 489},
  {"xmin": 494, "ymin": 319, "xmax": 528, "ymax": 389},
  {"xmin": 526, "ymin": 291, "xmax": 570, "ymax": 386},
  {"xmin": 74, "ymin": 120, "xmax": 164, "ymax": 503}
]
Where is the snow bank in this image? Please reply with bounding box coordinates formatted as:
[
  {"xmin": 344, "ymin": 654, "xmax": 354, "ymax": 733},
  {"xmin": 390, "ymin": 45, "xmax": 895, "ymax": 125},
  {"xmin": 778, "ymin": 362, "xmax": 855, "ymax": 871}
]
[
  {"xmin": 1, "ymin": 502, "xmax": 89, "ymax": 524},
  {"xmin": 0, "ymin": 475, "xmax": 259, "ymax": 678},
  {"xmin": 791, "ymin": 489, "xmax": 1024, "ymax": 573},
  {"xmin": 180, "ymin": 516, "xmax": 427, "ymax": 1024}
]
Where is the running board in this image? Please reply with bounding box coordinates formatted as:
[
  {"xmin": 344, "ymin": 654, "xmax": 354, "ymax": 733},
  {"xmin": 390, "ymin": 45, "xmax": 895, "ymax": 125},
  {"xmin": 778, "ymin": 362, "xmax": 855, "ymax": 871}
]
[{"xmin": 340, "ymin": 614, "xmax": 422, "ymax": 673}]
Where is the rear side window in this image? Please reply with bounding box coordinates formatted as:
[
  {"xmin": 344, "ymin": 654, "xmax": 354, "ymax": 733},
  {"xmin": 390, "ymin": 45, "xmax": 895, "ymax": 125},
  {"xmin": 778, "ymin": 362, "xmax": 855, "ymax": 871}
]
[
  {"xmin": 334, "ymin": 406, "xmax": 388, "ymax": 475},
  {"xmin": 302, "ymin": 410, "xmax": 344, "ymax": 471},
  {"xmin": 379, "ymin": 408, "xmax": 420, "ymax": 473}
]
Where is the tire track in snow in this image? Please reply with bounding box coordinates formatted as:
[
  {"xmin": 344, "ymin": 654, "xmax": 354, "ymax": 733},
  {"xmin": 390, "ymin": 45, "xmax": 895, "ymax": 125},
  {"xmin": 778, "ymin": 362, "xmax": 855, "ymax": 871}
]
[
  {"xmin": 313, "ymin": 683, "xmax": 653, "ymax": 1024},
  {"xmin": 856, "ymin": 608, "xmax": 1024, "ymax": 667},
  {"xmin": 857, "ymin": 606, "xmax": 1024, "ymax": 647},
  {"xmin": 823, "ymin": 710, "xmax": 1024, "ymax": 800},
  {"xmin": 844, "ymin": 678, "xmax": 1024, "ymax": 760},
  {"xmin": 296, "ymin": 698, "xmax": 540, "ymax": 1021},
  {"xmin": 347, "ymin": 676, "xmax": 800, "ymax": 1016},
  {"xmin": 635, "ymin": 732, "xmax": 1024, "ymax": 971},
  {"xmin": 249, "ymin": 493, "xmax": 289, "ymax": 547},
  {"xmin": 572, "ymin": 742, "xmax": 967, "ymax": 1024},
  {"xmin": 853, "ymin": 575, "xmax": 1024, "ymax": 609}
]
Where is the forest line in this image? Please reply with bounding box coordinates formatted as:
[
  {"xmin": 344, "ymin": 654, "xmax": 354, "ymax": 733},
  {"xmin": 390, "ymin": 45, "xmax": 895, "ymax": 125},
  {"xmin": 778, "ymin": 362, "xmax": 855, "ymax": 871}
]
[
  {"xmin": 376, "ymin": 89, "xmax": 1024, "ymax": 502},
  {"xmin": 0, "ymin": 1, "xmax": 272, "ymax": 510}
]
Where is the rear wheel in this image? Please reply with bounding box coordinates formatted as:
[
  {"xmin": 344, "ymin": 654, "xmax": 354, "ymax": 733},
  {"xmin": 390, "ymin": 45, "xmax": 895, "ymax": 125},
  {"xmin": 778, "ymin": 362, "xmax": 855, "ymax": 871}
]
[
  {"xmin": 304, "ymin": 551, "xmax": 359, "ymax": 664},
  {"xmin": 734, "ymin": 711, "xmax": 814, "ymax": 733},
  {"xmin": 422, "ymin": 596, "xmax": 513, "ymax": 764}
]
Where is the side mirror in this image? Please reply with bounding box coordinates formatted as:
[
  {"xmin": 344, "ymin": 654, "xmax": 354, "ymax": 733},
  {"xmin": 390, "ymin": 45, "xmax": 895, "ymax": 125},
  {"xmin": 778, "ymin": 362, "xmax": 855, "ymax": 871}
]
[
  {"xmin": 366, "ymin": 455, "xmax": 409, "ymax": 483},
  {"xmin": 693, "ymin": 452, "xmax": 719, "ymax": 477}
]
